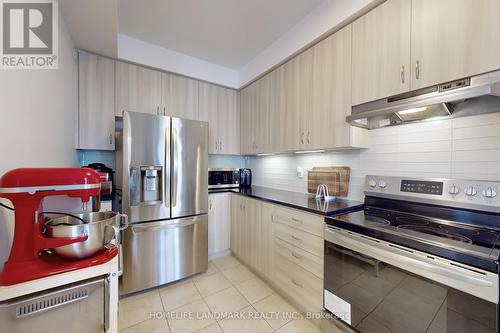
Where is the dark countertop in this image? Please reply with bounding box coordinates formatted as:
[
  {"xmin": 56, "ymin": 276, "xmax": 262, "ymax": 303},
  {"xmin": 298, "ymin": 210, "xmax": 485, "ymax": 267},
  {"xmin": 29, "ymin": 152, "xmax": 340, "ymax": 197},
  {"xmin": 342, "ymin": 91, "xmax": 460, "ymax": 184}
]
[{"xmin": 209, "ymin": 186, "xmax": 363, "ymax": 216}]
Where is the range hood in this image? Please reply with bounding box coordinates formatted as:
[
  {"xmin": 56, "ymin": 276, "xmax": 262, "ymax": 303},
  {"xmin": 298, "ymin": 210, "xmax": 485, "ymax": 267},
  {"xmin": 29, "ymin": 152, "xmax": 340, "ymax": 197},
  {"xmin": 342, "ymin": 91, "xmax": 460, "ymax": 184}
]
[{"xmin": 347, "ymin": 70, "xmax": 500, "ymax": 129}]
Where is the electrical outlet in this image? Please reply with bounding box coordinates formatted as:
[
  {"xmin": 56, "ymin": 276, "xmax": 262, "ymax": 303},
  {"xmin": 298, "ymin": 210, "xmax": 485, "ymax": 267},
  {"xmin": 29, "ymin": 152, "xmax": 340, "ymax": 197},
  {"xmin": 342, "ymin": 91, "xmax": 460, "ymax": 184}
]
[{"xmin": 297, "ymin": 166, "xmax": 304, "ymax": 178}]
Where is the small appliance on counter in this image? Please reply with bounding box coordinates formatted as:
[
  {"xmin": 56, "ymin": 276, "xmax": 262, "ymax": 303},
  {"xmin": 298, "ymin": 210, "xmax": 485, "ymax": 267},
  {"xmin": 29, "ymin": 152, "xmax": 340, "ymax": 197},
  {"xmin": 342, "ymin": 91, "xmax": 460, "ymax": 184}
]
[
  {"xmin": 239, "ymin": 168, "xmax": 252, "ymax": 188},
  {"xmin": 0, "ymin": 167, "xmax": 127, "ymax": 333},
  {"xmin": 85, "ymin": 163, "xmax": 115, "ymax": 212},
  {"xmin": 208, "ymin": 168, "xmax": 240, "ymax": 189},
  {"xmin": 322, "ymin": 175, "xmax": 500, "ymax": 333}
]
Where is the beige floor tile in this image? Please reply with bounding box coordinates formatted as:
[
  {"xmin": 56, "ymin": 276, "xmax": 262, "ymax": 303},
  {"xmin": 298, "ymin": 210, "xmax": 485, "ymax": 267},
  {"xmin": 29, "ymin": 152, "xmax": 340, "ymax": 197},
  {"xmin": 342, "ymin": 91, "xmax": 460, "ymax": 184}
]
[
  {"xmin": 212, "ymin": 255, "xmax": 240, "ymax": 271},
  {"xmin": 195, "ymin": 261, "xmax": 220, "ymax": 280},
  {"xmin": 167, "ymin": 299, "xmax": 215, "ymax": 333},
  {"xmin": 204, "ymin": 286, "xmax": 250, "ymax": 313},
  {"xmin": 221, "ymin": 264, "xmax": 256, "ymax": 285},
  {"xmin": 120, "ymin": 318, "xmax": 170, "ymax": 333},
  {"xmin": 194, "ymin": 322, "xmax": 223, "ymax": 333},
  {"xmin": 193, "ymin": 272, "xmax": 232, "ymax": 297},
  {"xmin": 119, "ymin": 289, "xmax": 164, "ymax": 329},
  {"xmin": 218, "ymin": 305, "xmax": 273, "ymax": 333},
  {"xmin": 159, "ymin": 280, "xmax": 202, "ymax": 311},
  {"xmin": 236, "ymin": 277, "xmax": 274, "ymax": 304},
  {"xmin": 277, "ymin": 319, "xmax": 321, "ymax": 333},
  {"xmin": 253, "ymin": 294, "xmax": 300, "ymax": 330}
]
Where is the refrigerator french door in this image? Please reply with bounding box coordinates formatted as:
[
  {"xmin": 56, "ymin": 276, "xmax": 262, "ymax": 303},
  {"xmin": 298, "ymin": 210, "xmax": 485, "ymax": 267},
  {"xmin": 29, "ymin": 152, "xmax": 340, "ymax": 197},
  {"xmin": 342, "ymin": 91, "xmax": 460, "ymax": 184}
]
[{"xmin": 116, "ymin": 111, "xmax": 208, "ymax": 295}]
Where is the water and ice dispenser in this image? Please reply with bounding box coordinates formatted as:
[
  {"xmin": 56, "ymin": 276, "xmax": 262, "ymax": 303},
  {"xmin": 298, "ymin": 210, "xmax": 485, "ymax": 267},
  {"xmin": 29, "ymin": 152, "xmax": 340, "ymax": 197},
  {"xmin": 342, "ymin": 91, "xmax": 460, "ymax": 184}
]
[{"xmin": 129, "ymin": 166, "xmax": 163, "ymax": 205}]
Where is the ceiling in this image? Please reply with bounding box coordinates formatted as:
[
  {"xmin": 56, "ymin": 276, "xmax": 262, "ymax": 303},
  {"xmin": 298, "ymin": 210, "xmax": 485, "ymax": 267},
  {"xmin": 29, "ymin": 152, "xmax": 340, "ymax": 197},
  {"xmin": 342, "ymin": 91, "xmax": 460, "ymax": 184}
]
[{"xmin": 117, "ymin": 0, "xmax": 324, "ymax": 69}]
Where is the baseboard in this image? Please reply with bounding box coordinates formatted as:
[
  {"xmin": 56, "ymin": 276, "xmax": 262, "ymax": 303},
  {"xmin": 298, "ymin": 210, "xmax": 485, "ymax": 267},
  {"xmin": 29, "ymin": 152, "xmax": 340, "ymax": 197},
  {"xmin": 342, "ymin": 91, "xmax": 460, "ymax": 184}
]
[{"xmin": 208, "ymin": 249, "xmax": 231, "ymax": 261}]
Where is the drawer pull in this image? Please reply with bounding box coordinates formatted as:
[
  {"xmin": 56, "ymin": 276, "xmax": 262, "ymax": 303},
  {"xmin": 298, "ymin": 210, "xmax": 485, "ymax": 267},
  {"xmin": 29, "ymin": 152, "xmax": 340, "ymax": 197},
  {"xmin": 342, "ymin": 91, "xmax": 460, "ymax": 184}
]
[
  {"xmin": 291, "ymin": 252, "xmax": 302, "ymax": 260},
  {"xmin": 291, "ymin": 279, "xmax": 303, "ymax": 288},
  {"xmin": 291, "ymin": 218, "xmax": 302, "ymax": 224},
  {"xmin": 291, "ymin": 235, "xmax": 302, "ymax": 242}
]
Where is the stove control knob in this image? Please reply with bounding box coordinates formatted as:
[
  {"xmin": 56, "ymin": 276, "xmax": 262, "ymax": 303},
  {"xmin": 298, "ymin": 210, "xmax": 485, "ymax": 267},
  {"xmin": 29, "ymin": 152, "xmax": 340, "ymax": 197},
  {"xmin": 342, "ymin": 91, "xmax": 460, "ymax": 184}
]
[
  {"xmin": 448, "ymin": 185, "xmax": 460, "ymax": 195},
  {"xmin": 464, "ymin": 186, "xmax": 477, "ymax": 197},
  {"xmin": 368, "ymin": 179, "xmax": 377, "ymax": 188},
  {"xmin": 378, "ymin": 180, "xmax": 387, "ymax": 189},
  {"xmin": 482, "ymin": 187, "xmax": 497, "ymax": 198}
]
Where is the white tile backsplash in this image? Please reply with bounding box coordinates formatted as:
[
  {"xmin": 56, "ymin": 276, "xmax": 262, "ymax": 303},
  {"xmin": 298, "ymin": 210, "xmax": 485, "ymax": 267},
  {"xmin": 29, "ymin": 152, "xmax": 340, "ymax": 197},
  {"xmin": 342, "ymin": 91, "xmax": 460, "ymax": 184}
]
[{"xmin": 246, "ymin": 113, "xmax": 500, "ymax": 201}]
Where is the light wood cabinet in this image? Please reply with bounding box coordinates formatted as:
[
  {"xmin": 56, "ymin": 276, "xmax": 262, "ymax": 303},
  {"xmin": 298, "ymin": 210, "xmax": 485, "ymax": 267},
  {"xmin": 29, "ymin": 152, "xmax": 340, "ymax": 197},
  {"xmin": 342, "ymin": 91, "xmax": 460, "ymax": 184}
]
[
  {"xmin": 230, "ymin": 195, "xmax": 324, "ymax": 314},
  {"xmin": 115, "ymin": 62, "xmax": 162, "ymax": 116},
  {"xmin": 240, "ymin": 82, "xmax": 260, "ymax": 154},
  {"xmin": 281, "ymin": 48, "xmax": 313, "ymax": 151},
  {"xmin": 311, "ymin": 25, "xmax": 366, "ymax": 149},
  {"xmin": 208, "ymin": 193, "xmax": 231, "ymax": 257},
  {"xmin": 162, "ymin": 73, "xmax": 199, "ymax": 120},
  {"xmin": 199, "ymin": 82, "xmax": 240, "ymax": 154},
  {"xmin": 351, "ymin": 0, "xmax": 411, "ymax": 105},
  {"xmin": 410, "ymin": 0, "xmax": 500, "ymax": 89},
  {"xmin": 268, "ymin": 66, "xmax": 285, "ymax": 153},
  {"xmin": 77, "ymin": 51, "xmax": 115, "ymax": 150}
]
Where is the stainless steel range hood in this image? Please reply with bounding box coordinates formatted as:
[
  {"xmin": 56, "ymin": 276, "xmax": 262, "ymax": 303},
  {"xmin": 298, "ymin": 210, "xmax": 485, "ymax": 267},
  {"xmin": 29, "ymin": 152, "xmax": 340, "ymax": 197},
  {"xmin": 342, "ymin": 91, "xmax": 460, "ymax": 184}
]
[{"xmin": 347, "ymin": 70, "xmax": 500, "ymax": 129}]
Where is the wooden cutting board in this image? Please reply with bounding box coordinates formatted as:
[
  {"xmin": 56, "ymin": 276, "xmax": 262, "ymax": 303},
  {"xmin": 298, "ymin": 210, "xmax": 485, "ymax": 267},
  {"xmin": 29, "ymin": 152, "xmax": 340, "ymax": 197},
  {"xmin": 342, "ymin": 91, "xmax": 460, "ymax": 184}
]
[{"xmin": 307, "ymin": 167, "xmax": 350, "ymax": 197}]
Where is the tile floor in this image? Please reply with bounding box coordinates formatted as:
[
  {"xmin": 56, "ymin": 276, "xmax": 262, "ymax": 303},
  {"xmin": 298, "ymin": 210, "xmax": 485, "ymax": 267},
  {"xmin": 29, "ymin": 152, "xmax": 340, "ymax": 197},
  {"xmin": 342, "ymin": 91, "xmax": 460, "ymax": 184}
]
[{"xmin": 119, "ymin": 254, "xmax": 321, "ymax": 333}]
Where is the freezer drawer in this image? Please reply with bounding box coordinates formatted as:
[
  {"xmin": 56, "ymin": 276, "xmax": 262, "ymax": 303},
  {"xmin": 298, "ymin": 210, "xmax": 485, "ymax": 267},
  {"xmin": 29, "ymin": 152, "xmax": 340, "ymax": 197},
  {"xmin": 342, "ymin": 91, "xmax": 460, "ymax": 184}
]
[
  {"xmin": 121, "ymin": 214, "xmax": 208, "ymax": 295},
  {"xmin": 0, "ymin": 276, "xmax": 109, "ymax": 333}
]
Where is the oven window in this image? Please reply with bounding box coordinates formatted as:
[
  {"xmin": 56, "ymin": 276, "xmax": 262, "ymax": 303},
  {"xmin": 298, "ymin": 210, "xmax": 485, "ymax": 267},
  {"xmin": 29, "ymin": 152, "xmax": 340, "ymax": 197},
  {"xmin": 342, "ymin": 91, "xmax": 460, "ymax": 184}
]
[{"xmin": 324, "ymin": 241, "xmax": 497, "ymax": 333}]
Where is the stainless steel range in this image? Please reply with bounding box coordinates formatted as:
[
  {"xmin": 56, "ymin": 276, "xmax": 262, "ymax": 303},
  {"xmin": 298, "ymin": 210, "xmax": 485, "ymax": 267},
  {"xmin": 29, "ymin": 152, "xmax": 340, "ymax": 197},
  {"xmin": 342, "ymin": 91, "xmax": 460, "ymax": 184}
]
[{"xmin": 323, "ymin": 175, "xmax": 500, "ymax": 333}]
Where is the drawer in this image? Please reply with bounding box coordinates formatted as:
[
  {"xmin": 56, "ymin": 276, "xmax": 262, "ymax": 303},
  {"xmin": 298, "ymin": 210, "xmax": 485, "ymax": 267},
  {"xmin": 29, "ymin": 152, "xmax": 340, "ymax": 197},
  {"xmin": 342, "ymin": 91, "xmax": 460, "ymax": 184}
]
[
  {"xmin": 274, "ymin": 252, "xmax": 323, "ymax": 313},
  {"xmin": 274, "ymin": 222, "xmax": 323, "ymax": 257},
  {"xmin": 274, "ymin": 238, "xmax": 323, "ymax": 278},
  {"xmin": 273, "ymin": 206, "xmax": 324, "ymax": 237}
]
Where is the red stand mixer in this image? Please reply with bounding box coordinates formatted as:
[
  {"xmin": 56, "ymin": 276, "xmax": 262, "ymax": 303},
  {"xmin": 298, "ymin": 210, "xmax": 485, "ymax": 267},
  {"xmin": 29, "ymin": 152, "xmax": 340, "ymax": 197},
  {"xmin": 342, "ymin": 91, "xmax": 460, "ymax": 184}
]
[{"xmin": 0, "ymin": 168, "xmax": 118, "ymax": 285}]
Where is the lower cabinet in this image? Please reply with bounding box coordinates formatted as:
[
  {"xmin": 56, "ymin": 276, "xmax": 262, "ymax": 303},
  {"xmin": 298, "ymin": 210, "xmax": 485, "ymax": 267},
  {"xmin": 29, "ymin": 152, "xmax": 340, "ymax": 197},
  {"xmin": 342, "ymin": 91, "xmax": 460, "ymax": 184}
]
[
  {"xmin": 208, "ymin": 193, "xmax": 231, "ymax": 256},
  {"xmin": 230, "ymin": 194, "xmax": 324, "ymax": 314}
]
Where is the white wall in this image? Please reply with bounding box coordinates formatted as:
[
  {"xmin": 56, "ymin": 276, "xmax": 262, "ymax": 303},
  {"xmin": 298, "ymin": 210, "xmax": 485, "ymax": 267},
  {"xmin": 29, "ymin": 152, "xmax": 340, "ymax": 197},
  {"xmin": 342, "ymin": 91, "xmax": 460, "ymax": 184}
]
[
  {"xmin": 117, "ymin": 34, "xmax": 240, "ymax": 88},
  {"xmin": 247, "ymin": 113, "xmax": 500, "ymax": 201},
  {"xmin": 0, "ymin": 13, "xmax": 78, "ymax": 268},
  {"xmin": 239, "ymin": 0, "xmax": 380, "ymax": 86}
]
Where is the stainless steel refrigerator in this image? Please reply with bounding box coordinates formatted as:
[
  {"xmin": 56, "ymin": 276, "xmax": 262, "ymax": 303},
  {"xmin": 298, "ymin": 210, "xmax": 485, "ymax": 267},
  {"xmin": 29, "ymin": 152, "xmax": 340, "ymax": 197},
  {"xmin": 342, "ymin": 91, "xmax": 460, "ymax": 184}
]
[{"xmin": 116, "ymin": 111, "xmax": 208, "ymax": 295}]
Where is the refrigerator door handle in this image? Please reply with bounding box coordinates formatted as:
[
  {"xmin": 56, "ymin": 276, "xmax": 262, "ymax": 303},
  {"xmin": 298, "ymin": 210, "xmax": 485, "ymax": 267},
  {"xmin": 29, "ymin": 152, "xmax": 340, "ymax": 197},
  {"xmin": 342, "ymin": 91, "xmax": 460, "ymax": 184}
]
[
  {"xmin": 171, "ymin": 126, "xmax": 178, "ymax": 209},
  {"xmin": 131, "ymin": 217, "xmax": 201, "ymax": 233}
]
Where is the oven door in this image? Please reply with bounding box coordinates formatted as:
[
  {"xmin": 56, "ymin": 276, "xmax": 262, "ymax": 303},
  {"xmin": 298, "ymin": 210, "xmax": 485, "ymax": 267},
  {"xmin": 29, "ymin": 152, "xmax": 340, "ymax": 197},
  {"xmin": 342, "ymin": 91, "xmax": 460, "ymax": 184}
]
[
  {"xmin": 208, "ymin": 169, "xmax": 239, "ymax": 189},
  {"xmin": 324, "ymin": 225, "xmax": 499, "ymax": 333}
]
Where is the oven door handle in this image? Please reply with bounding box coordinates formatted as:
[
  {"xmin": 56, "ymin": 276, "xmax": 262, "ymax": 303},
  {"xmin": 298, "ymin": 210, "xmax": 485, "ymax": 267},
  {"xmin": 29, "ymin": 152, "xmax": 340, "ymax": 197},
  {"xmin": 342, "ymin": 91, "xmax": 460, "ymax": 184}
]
[{"xmin": 325, "ymin": 227, "xmax": 494, "ymax": 288}]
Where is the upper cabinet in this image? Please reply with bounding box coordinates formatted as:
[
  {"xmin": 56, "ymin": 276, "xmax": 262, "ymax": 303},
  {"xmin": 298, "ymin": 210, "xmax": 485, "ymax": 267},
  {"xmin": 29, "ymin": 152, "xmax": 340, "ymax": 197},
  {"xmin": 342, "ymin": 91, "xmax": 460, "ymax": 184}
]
[
  {"xmin": 282, "ymin": 48, "xmax": 313, "ymax": 152},
  {"xmin": 162, "ymin": 74, "xmax": 199, "ymax": 120},
  {"xmin": 199, "ymin": 82, "xmax": 240, "ymax": 155},
  {"xmin": 115, "ymin": 62, "xmax": 162, "ymax": 116},
  {"xmin": 312, "ymin": 25, "xmax": 365, "ymax": 149},
  {"xmin": 410, "ymin": 0, "xmax": 500, "ymax": 89},
  {"xmin": 352, "ymin": 0, "xmax": 500, "ymax": 104},
  {"xmin": 77, "ymin": 51, "xmax": 115, "ymax": 150},
  {"xmin": 351, "ymin": 0, "xmax": 411, "ymax": 105}
]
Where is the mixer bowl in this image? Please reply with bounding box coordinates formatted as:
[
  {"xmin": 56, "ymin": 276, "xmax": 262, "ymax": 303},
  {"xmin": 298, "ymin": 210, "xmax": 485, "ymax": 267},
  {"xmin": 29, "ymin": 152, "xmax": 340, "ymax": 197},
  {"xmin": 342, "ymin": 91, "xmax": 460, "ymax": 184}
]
[{"xmin": 44, "ymin": 212, "xmax": 127, "ymax": 260}]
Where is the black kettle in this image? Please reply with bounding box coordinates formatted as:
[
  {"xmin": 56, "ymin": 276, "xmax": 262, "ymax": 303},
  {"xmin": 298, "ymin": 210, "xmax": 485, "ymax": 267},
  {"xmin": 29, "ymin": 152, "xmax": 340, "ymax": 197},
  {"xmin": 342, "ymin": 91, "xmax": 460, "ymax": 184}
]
[{"xmin": 239, "ymin": 169, "xmax": 252, "ymax": 188}]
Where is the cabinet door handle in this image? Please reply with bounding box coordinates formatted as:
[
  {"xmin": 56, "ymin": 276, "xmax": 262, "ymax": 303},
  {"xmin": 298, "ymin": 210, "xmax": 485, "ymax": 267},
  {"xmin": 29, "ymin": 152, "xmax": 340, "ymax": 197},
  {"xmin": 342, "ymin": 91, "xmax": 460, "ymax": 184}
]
[
  {"xmin": 209, "ymin": 199, "xmax": 212, "ymax": 210},
  {"xmin": 156, "ymin": 106, "xmax": 160, "ymax": 115},
  {"xmin": 291, "ymin": 252, "xmax": 302, "ymax": 260},
  {"xmin": 291, "ymin": 279, "xmax": 303, "ymax": 288},
  {"xmin": 109, "ymin": 133, "xmax": 113, "ymax": 145},
  {"xmin": 401, "ymin": 65, "xmax": 405, "ymax": 84},
  {"xmin": 291, "ymin": 235, "xmax": 302, "ymax": 242},
  {"xmin": 291, "ymin": 217, "xmax": 302, "ymax": 224},
  {"xmin": 163, "ymin": 107, "xmax": 166, "ymax": 116},
  {"xmin": 415, "ymin": 61, "xmax": 420, "ymax": 80},
  {"xmin": 300, "ymin": 132, "xmax": 304, "ymax": 144},
  {"xmin": 307, "ymin": 131, "xmax": 310, "ymax": 144},
  {"xmin": 219, "ymin": 140, "xmax": 222, "ymax": 151}
]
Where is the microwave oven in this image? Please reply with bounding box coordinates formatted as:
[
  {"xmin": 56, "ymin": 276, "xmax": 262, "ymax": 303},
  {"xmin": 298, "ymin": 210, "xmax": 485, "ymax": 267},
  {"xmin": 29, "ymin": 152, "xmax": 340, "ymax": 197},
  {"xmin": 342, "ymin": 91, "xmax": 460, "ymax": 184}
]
[{"xmin": 208, "ymin": 168, "xmax": 240, "ymax": 189}]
